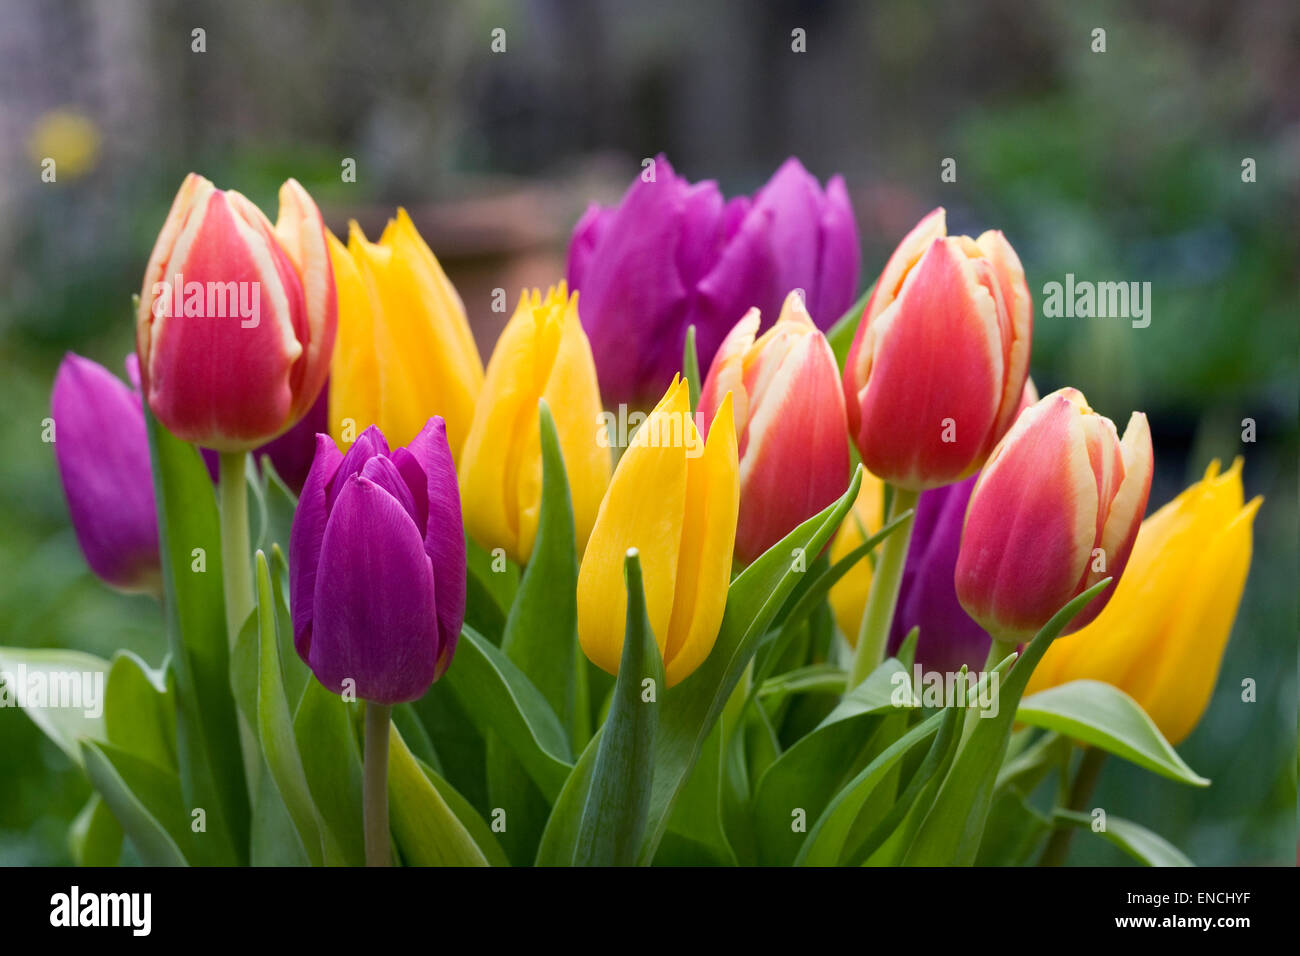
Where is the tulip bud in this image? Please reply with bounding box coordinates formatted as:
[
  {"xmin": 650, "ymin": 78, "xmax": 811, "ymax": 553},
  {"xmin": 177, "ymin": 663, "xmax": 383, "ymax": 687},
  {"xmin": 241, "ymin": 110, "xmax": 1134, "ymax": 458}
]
[
  {"xmin": 328, "ymin": 211, "xmax": 483, "ymax": 460},
  {"xmin": 698, "ymin": 290, "xmax": 850, "ymax": 565},
  {"xmin": 51, "ymin": 353, "xmax": 160, "ymax": 594},
  {"xmin": 955, "ymin": 387, "xmax": 1153, "ymax": 640},
  {"xmin": 578, "ymin": 377, "xmax": 738, "ymax": 687},
  {"xmin": 568, "ymin": 154, "xmax": 859, "ymax": 406},
  {"xmin": 842, "ymin": 207, "xmax": 1032, "ymax": 489},
  {"xmin": 136, "ymin": 174, "xmax": 337, "ymax": 451},
  {"xmin": 289, "ymin": 419, "xmax": 465, "ymax": 704},
  {"xmin": 459, "ymin": 283, "xmax": 610, "ymax": 564},
  {"xmin": 1027, "ymin": 459, "xmax": 1260, "ymax": 744}
]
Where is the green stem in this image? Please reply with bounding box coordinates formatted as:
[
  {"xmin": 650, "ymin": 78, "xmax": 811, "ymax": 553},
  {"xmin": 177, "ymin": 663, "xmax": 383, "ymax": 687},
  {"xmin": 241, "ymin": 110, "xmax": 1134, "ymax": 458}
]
[
  {"xmin": 959, "ymin": 636, "xmax": 1018, "ymax": 746},
  {"xmin": 364, "ymin": 702, "xmax": 393, "ymax": 867},
  {"xmin": 847, "ymin": 485, "xmax": 918, "ymax": 688},
  {"xmin": 1038, "ymin": 747, "xmax": 1108, "ymax": 866},
  {"xmin": 218, "ymin": 452, "xmax": 261, "ymax": 798}
]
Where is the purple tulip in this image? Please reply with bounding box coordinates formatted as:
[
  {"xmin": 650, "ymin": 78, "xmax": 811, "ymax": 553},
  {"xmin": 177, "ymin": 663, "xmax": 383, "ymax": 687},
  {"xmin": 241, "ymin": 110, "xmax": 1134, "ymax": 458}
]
[
  {"xmin": 289, "ymin": 419, "xmax": 465, "ymax": 704},
  {"xmin": 200, "ymin": 382, "xmax": 330, "ymax": 494},
  {"xmin": 886, "ymin": 474, "xmax": 992, "ymax": 674},
  {"xmin": 567, "ymin": 154, "xmax": 860, "ymax": 405},
  {"xmin": 51, "ymin": 353, "xmax": 160, "ymax": 594}
]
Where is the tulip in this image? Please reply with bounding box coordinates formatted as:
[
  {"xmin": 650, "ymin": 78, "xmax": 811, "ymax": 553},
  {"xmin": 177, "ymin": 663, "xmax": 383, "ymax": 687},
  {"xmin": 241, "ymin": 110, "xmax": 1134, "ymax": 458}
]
[
  {"xmin": 1027, "ymin": 459, "xmax": 1260, "ymax": 744},
  {"xmin": 289, "ymin": 419, "xmax": 465, "ymax": 704},
  {"xmin": 955, "ymin": 387, "xmax": 1153, "ymax": 642},
  {"xmin": 51, "ymin": 353, "xmax": 159, "ymax": 594},
  {"xmin": 698, "ymin": 290, "xmax": 850, "ymax": 565},
  {"xmin": 842, "ymin": 207, "xmax": 1032, "ymax": 490},
  {"xmin": 200, "ymin": 382, "xmax": 330, "ymax": 494},
  {"xmin": 136, "ymin": 174, "xmax": 337, "ymax": 451},
  {"xmin": 577, "ymin": 376, "xmax": 738, "ymax": 687},
  {"xmin": 567, "ymin": 154, "xmax": 859, "ymax": 406},
  {"xmin": 459, "ymin": 283, "xmax": 609, "ymax": 564},
  {"xmin": 328, "ymin": 211, "xmax": 483, "ymax": 460}
]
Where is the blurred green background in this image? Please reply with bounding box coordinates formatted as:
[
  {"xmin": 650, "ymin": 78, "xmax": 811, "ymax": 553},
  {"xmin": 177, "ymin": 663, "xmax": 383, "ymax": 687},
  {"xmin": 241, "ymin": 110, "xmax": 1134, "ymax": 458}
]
[{"xmin": 1, "ymin": 0, "xmax": 1295, "ymax": 865}]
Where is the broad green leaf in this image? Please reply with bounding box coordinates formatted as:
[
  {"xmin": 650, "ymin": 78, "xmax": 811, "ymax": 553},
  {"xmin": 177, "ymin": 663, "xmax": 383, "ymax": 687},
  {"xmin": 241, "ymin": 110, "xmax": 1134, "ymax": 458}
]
[
  {"xmin": 293, "ymin": 678, "xmax": 365, "ymax": 866},
  {"xmin": 105, "ymin": 651, "xmax": 176, "ymax": 771},
  {"xmin": 253, "ymin": 551, "xmax": 330, "ymax": 866},
  {"xmin": 665, "ymin": 718, "xmax": 738, "ymax": 866},
  {"xmin": 249, "ymin": 765, "xmax": 311, "ymax": 866},
  {"xmin": 974, "ymin": 788, "xmax": 1053, "ymax": 866},
  {"xmin": 80, "ymin": 739, "xmax": 190, "ymax": 867},
  {"xmin": 751, "ymin": 658, "xmax": 914, "ymax": 865},
  {"xmin": 826, "ymin": 282, "xmax": 875, "ymax": 370},
  {"xmin": 639, "ymin": 465, "xmax": 866, "ymax": 864},
  {"xmin": 534, "ymin": 729, "xmax": 600, "ymax": 865},
  {"xmin": 1018, "ymin": 680, "xmax": 1208, "ymax": 786},
  {"xmin": 573, "ymin": 551, "xmax": 662, "ymax": 866},
  {"xmin": 68, "ymin": 795, "xmax": 122, "ymax": 866},
  {"xmin": 751, "ymin": 510, "xmax": 912, "ymax": 697},
  {"xmin": 488, "ymin": 401, "xmax": 583, "ymax": 863},
  {"xmin": 465, "ymin": 538, "xmax": 517, "ymax": 644},
  {"xmin": 842, "ymin": 700, "xmax": 962, "ymax": 866},
  {"xmin": 443, "ymin": 625, "xmax": 573, "ymax": 801},
  {"xmin": 259, "ymin": 456, "xmax": 298, "ymax": 558},
  {"xmin": 796, "ymin": 710, "xmax": 946, "ymax": 865},
  {"xmin": 144, "ymin": 405, "xmax": 247, "ymax": 863},
  {"xmin": 1052, "ymin": 809, "xmax": 1194, "ymax": 867},
  {"xmin": 0, "ymin": 646, "xmax": 108, "ymax": 766},
  {"xmin": 388, "ymin": 723, "xmax": 490, "ymax": 866},
  {"xmin": 270, "ymin": 545, "xmax": 309, "ymax": 706},
  {"xmin": 902, "ymin": 578, "xmax": 1114, "ymax": 866}
]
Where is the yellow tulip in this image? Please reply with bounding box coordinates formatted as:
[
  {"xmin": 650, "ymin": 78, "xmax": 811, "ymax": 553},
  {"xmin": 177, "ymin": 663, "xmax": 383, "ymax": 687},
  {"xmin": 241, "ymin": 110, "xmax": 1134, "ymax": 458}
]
[
  {"xmin": 1026, "ymin": 458, "xmax": 1261, "ymax": 744},
  {"xmin": 327, "ymin": 210, "xmax": 483, "ymax": 459},
  {"xmin": 577, "ymin": 376, "xmax": 739, "ymax": 687},
  {"xmin": 458, "ymin": 283, "xmax": 610, "ymax": 564},
  {"xmin": 827, "ymin": 471, "xmax": 887, "ymax": 645}
]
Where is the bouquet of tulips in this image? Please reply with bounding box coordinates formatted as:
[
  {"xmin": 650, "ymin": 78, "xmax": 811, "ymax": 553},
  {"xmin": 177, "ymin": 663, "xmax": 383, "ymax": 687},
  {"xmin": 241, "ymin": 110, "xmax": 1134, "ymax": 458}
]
[{"xmin": 11, "ymin": 157, "xmax": 1259, "ymax": 867}]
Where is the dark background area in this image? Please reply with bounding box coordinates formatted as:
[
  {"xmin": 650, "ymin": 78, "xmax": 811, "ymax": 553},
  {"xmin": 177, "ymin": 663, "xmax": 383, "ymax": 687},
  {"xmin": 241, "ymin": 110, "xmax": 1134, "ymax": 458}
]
[{"xmin": 0, "ymin": 0, "xmax": 1295, "ymax": 865}]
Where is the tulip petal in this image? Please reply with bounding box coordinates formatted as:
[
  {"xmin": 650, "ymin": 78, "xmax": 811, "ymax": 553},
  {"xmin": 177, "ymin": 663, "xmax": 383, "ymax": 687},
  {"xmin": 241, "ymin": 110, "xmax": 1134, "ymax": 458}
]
[
  {"xmin": 309, "ymin": 474, "xmax": 440, "ymax": 703},
  {"xmin": 403, "ymin": 416, "xmax": 466, "ymax": 676},
  {"xmin": 274, "ymin": 178, "xmax": 337, "ymax": 423},
  {"xmin": 852, "ymin": 238, "xmax": 1004, "ymax": 488},
  {"xmin": 663, "ymin": 392, "xmax": 739, "ymax": 686},
  {"xmin": 578, "ymin": 379, "xmax": 690, "ymax": 674},
  {"xmin": 289, "ymin": 433, "xmax": 343, "ymax": 657},
  {"xmin": 52, "ymin": 354, "xmax": 159, "ymax": 592}
]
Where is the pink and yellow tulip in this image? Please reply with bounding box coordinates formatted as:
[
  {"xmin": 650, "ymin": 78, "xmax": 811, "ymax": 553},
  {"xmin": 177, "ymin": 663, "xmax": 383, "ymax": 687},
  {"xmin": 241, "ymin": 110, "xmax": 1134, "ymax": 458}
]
[
  {"xmin": 842, "ymin": 207, "xmax": 1031, "ymax": 490},
  {"xmin": 136, "ymin": 174, "xmax": 336, "ymax": 451},
  {"xmin": 698, "ymin": 290, "xmax": 850, "ymax": 565},
  {"xmin": 955, "ymin": 387, "xmax": 1153, "ymax": 640}
]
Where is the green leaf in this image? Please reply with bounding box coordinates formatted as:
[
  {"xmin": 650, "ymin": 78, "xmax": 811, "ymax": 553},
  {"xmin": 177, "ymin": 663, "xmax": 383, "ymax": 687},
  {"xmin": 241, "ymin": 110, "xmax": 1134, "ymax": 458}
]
[
  {"xmin": 292, "ymin": 678, "xmax": 365, "ymax": 865},
  {"xmin": 253, "ymin": 550, "xmax": 331, "ymax": 866},
  {"xmin": 573, "ymin": 551, "xmax": 662, "ymax": 866},
  {"xmin": 105, "ymin": 651, "xmax": 176, "ymax": 772},
  {"xmin": 534, "ymin": 729, "xmax": 600, "ymax": 866},
  {"xmin": 388, "ymin": 723, "xmax": 491, "ymax": 866},
  {"xmin": 443, "ymin": 625, "xmax": 573, "ymax": 801},
  {"xmin": 144, "ymin": 404, "xmax": 248, "ymax": 863},
  {"xmin": 638, "ymin": 465, "xmax": 866, "ymax": 864},
  {"xmin": 748, "ymin": 509, "xmax": 914, "ymax": 708},
  {"xmin": 79, "ymin": 739, "xmax": 190, "ymax": 867},
  {"xmin": 1052, "ymin": 809, "xmax": 1194, "ymax": 866},
  {"xmin": 750, "ymin": 658, "xmax": 914, "ymax": 865},
  {"xmin": 414, "ymin": 757, "xmax": 510, "ymax": 866},
  {"xmin": 465, "ymin": 538, "xmax": 517, "ymax": 644},
  {"xmin": 796, "ymin": 710, "xmax": 947, "ymax": 866},
  {"xmin": 249, "ymin": 766, "xmax": 311, "ymax": 866},
  {"xmin": 826, "ymin": 282, "xmax": 875, "ymax": 370},
  {"xmin": 0, "ymin": 646, "xmax": 109, "ymax": 766},
  {"xmin": 487, "ymin": 400, "xmax": 583, "ymax": 862},
  {"xmin": 68, "ymin": 795, "xmax": 123, "ymax": 866},
  {"xmin": 1018, "ymin": 680, "xmax": 1209, "ymax": 786},
  {"xmin": 902, "ymin": 578, "xmax": 1115, "ymax": 866},
  {"xmin": 682, "ymin": 324, "xmax": 702, "ymax": 410},
  {"xmin": 259, "ymin": 456, "xmax": 298, "ymax": 557}
]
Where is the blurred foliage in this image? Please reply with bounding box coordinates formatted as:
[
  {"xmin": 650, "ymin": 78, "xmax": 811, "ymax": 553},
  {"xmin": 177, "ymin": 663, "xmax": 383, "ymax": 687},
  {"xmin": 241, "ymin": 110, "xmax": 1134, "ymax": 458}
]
[{"xmin": 0, "ymin": 0, "xmax": 1294, "ymax": 865}]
